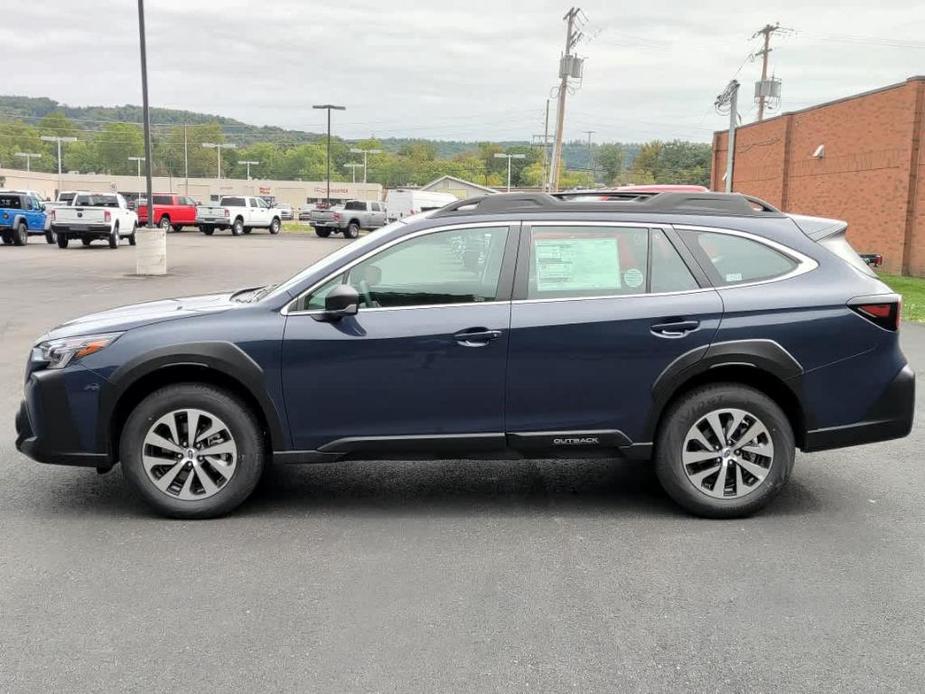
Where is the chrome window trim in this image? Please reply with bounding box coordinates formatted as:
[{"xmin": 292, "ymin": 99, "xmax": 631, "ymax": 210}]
[
  {"xmin": 672, "ymin": 223, "xmax": 818, "ymax": 287},
  {"xmin": 282, "ymin": 220, "xmax": 514, "ymax": 316},
  {"xmin": 511, "ymin": 288, "xmax": 715, "ymax": 305}
]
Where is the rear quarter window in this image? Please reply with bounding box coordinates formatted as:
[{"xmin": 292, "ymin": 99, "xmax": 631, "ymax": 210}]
[
  {"xmin": 152, "ymin": 195, "xmax": 173, "ymax": 205},
  {"xmin": 685, "ymin": 230, "xmax": 797, "ymax": 286},
  {"xmin": 221, "ymin": 197, "xmax": 246, "ymax": 207},
  {"xmin": 0, "ymin": 195, "xmax": 22, "ymax": 209}
]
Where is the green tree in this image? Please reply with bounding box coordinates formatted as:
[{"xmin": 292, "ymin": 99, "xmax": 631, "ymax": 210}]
[
  {"xmin": 95, "ymin": 123, "xmax": 145, "ymax": 175},
  {"xmin": 0, "ymin": 120, "xmax": 47, "ymax": 171},
  {"xmin": 596, "ymin": 143, "xmax": 624, "ymax": 184}
]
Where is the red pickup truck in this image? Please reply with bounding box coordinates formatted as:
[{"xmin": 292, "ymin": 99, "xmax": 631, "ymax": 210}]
[{"xmin": 136, "ymin": 193, "xmax": 198, "ymax": 231}]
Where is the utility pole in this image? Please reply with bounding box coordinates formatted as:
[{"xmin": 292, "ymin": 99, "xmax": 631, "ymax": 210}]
[
  {"xmin": 40, "ymin": 135, "xmax": 77, "ymax": 192},
  {"xmin": 753, "ymin": 23, "xmax": 786, "ymax": 121},
  {"xmin": 240, "ymin": 160, "xmax": 260, "ymax": 179},
  {"xmin": 714, "ymin": 80, "xmax": 740, "ymax": 193},
  {"xmin": 128, "ymin": 156, "xmax": 145, "ymax": 177},
  {"xmin": 201, "ymin": 142, "xmax": 235, "ymax": 180},
  {"xmin": 583, "ymin": 130, "xmax": 595, "ymax": 186},
  {"xmin": 350, "ymin": 147, "xmax": 382, "ymax": 183},
  {"xmin": 543, "ymin": 98, "xmax": 551, "ymax": 190},
  {"xmin": 548, "ymin": 7, "xmax": 584, "ymax": 192},
  {"xmin": 494, "ymin": 153, "xmax": 526, "ymax": 193},
  {"xmin": 344, "ymin": 163, "xmax": 363, "ymax": 183},
  {"xmin": 183, "ymin": 123, "xmax": 189, "ymax": 195},
  {"xmin": 313, "ymin": 104, "xmax": 346, "ymax": 206},
  {"xmin": 15, "ymin": 152, "xmax": 41, "ymax": 172}
]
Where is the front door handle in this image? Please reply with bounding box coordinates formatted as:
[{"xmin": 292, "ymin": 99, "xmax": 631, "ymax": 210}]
[
  {"xmin": 650, "ymin": 320, "xmax": 700, "ymax": 337},
  {"xmin": 454, "ymin": 328, "xmax": 502, "ymax": 346}
]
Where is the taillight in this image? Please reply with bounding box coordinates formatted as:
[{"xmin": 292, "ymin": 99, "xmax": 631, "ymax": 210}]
[
  {"xmin": 224, "ymin": 209, "xmax": 229, "ymax": 218},
  {"xmin": 852, "ymin": 300, "xmax": 901, "ymax": 331},
  {"xmin": 104, "ymin": 211, "xmax": 111, "ymax": 222},
  {"xmin": 333, "ymin": 213, "xmax": 341, "ymax": 220}
]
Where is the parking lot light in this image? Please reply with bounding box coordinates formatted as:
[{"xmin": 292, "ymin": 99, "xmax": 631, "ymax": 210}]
[
  {"xmin": 201, "ymin": 143, "xmax": 236, "ymax": 180},
  {"xmin": 313, "ymin": 105, "xmax": 346, "ymax": 207}
]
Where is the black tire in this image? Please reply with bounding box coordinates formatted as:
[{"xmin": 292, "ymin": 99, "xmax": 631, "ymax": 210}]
[
  {"xmin": 269, "ymin": 217, "xmax": 281, "ymax": 235},
  {"xmin": 314, "ymin": 227, "xmax": 331, "ymax": 238},
  {"xmin": 45, "ymin": 228, "xmax": 57, "ymax": 244},
  {"xmin": 128, "ymin": 223, "xmax": 137, "ymax": 246},
  {"xmin": 159, "ymin": 215, "xmax": 172, "ymax": 231},
  {"xmin": 200, "ymin": 225, "xmax": 215, "ymax": 236},
  {"xmin": 1, "ymin": 232, "xmax": 12, "ymax": 245},
  {"xmin": 56, "ymin": 233, "xmax": 69, "ymax": 249},
  {"xmin": 172, "ymin": 225, "xmax": 183, "ymax": 232},
  {"xmin": 108, "ymin": 224, "xmax": 119, "ymax": 249},
  {"xmin": 232, "ymin": 218, "xmax": 244, "ymax": 236},
  {"xmin": 343, "ymin": 222, "xmax": 360, "ymax": 239},
  {"xmin": 655, "ymin": 383, "xmax": 794, "ymax": 519},
  {"xmin": 120, "ymin": 383, "xmax": 266, "ymax": 519},
  {"xmin": 13, "ymin": 221, "xmax": 28, "ymax": 246},
  {"xmin": 243, "ymin": 228, "xmax": 252, "ymax": 235},
  {"xmin": 81, "ymin": 238, "xmax": 92, "ymax": 247}
]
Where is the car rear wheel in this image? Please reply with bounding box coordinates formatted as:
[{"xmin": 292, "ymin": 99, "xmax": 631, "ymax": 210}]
[
  {"xmin": 314, "ymin": 227, "xmax": 331, "ymax": 238},
  {"xmin": 108, "ymin": 224, "xmax": 119, "ymax": 249},
  {"xmin": 159, "ymin": 216, "xmax": 172, "ymax": 231},
  {"xmin": 232, "ymin": 218, "xmax": 244, "ymax": 236},
  {"xmin": 45, "ymin": 228, "xmax": 57, "ymax": 244},
  {"xmin": 120, "ymin": 384, "xmax": 265, "ymax": 519},
  {"xmin": 81, "ymin": 238, "xmax": 92, "ymax": 247},
  {"xmin": 13, "ymin": 221, "xmax": 28, "ymax": 246},
  {"xmin": 200, "ymin": 225, "xmax": 214, "ymax": 236},
  {"xmin": 343, "ymin": 222, "xmax": 360, "ymax": 239},
  {"xmin": 56, "ymin": 233, "xmax": 69, "ymax": 248},
  {"xmin": 128, "ymin": 222, "xmax": 137, "ymax": 246},
  {"xmin": 655, "ymin": 383, "xmax": 794, "ymax": 518}
]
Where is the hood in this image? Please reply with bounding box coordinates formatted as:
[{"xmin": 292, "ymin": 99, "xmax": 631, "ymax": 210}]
[{"xmin": 41, "ymin": 291, "xmax": 245, "ymax": 341}]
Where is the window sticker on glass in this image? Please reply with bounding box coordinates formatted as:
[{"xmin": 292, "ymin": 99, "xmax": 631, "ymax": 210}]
[{"xmin": 534, "ymin": 237, "xmax": 621, "ymax": 292}]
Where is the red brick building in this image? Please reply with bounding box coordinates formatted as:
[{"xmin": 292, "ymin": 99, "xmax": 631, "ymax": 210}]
[{"xmin": 711, "ymin": 76, "xmax": 925, "ymax": 276}]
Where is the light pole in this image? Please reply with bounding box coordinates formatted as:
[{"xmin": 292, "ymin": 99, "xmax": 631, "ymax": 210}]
[
  {"xmin": 201, "ymin": 142, "xmax": 236, "ymax": 180},
  {"xmin": 313, "ymin": 104, "xmax": 346, "ymax": 206},
  {"xmin": 40, "ymin": 135, "xmax": 77, "ymax": 191},
  {"xmin": 343, "ymin": 163, "xmax": 363, "ymax": 183},
  {"xmin": 349, "ymin": 147, "xmax": 382, "ymax": 183},
  {"xmin": 493, "ymin": 153, "xmax": 526, "ymax": 192},
  {"xmin": 15, "ymin": 152, "xmax": 41, "ymax": 172},
  {"xmin": 584, "ymin": 130, "xmax": 595, "ymax": 186},
  {"xmin": 128, "ymin": 156, "xmax": 146, "ymax": 177},
  {"xmin": 239, "ymin": 160, "xmax": 260, "ymax": 180}
]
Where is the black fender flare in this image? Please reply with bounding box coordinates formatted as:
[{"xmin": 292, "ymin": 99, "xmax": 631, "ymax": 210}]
[
  {"xmin": 645, "ymin": 339, "xmax": 805, "ymax": 441},
  {"xmin": 98, "ymin": 341, "xmax": 286, "ymax": 455}
]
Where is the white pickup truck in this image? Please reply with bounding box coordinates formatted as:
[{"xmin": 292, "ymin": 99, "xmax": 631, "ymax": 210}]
[
  {"xmin": 196, "ymin": 195, "xmax": 282, "ymax": 236},
  {"xmin": 309, "ymin": 199, "xmax": 387, "ymax": 238},
  {"xmin": 50, "ymin": 192, "xmax": 138, "ymax": 249}
]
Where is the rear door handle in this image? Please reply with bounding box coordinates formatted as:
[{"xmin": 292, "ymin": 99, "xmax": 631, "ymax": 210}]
[
  {"xmin": 650, "ymin": 320, "xmax": 700, "ymax": 337},
  {"xmin": 454, "ymin": 328, "xmax": 502, "ymax": 346}
]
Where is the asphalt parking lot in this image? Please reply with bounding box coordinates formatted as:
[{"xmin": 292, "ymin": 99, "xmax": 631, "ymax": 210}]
[{"xmin": 1, "ymin": 231, "xmax": 923, "ymax": 692}]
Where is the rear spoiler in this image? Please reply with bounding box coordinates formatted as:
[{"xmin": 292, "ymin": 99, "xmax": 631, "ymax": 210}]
[{"xmin": 787, "ymin": 213, "xmax": 848, "ymax": 241}]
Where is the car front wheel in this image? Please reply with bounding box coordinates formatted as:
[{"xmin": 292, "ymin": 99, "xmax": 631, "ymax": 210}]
[
  {"xmin": 120, "ymin": 384, "xmax": 266, "ymax": 519},
  {"xmin": 654, "ymin": 383, "xmax": 794, "ymax": 519},
  {"xmin": 269, "ymin": 217, "xmax": 281, "ymax": 234}
]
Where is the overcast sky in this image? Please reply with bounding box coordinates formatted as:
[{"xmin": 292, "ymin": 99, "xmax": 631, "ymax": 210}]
[{"xmin": 3, "ymin": 0, "xmax": 924, "ymax": 143}]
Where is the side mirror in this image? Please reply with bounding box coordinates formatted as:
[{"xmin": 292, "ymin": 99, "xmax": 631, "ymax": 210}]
[{"xmin": 317, "ymin": 284, "xmax": 359, "ymax": 321}]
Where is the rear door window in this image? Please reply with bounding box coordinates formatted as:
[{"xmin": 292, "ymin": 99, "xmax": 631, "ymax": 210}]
[
  {"xmin": 152, "ymin": 195, "xmax": 172, "ymax": 205},
  {"xmin": 221, "ymin": 197, "xmax": 246, "ymax": 207},
  {"xmin": 683, "ymin": 230, "xmax": 797, "ymax": 286},
  {"xmin": 650, "ymin": 229, "xmax": 699, "ymax": 293},
  {"xmin": 526, "ymin": 226, "xmax": 649, "ymax": 299}
]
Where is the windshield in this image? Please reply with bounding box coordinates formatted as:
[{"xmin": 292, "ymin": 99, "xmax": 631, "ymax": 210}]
[{"xmin": 264, "ymin": 216, "xmax": 426, "ymax": 301}]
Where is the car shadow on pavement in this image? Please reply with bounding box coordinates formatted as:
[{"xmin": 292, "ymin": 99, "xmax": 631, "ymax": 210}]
[{"xmin": 22, "ymin": 457, "xmax": 829, "ymax": 520}]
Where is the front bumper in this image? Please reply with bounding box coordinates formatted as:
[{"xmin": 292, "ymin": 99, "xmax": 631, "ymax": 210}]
[
  {"xmin": 15, "ymin": 366, "xmax": 113, "ymax": 468},
  {"xmin": 803, "ymin": 364, "xmax": 915, "ymax": 452}
]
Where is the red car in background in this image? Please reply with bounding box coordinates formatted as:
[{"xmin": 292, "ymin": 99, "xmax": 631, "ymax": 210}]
[{"xmin": 136, "ymin": 193, "xmax": 198, "ymax": 232}]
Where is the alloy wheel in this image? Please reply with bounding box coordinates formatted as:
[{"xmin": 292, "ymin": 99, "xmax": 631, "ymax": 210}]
[
  {"xmin": 681, "ymin": 407, "xmax": 774, "ymax": 499},
  {"xmin": 141, "ymin": 408, "xmax": 238, "ymax": 501}
]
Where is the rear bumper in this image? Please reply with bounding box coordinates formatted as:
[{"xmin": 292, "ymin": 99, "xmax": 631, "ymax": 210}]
[
  {"xmin": 52, "ymin": 224, "xmax": 112, "ymax": 236},
  {"xmin": 803, "ymin": 364, "xmax": 915, "ymax": 452}
]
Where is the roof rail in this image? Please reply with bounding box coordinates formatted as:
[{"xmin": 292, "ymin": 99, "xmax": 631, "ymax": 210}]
[{"xmin": 432, "ymin": 191, "xmax": 782, "ymax": 218}]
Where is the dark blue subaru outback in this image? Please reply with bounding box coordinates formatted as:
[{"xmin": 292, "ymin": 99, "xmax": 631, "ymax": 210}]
[{"xmin": 15, "ymin": 192, "xmax": 914, "ymax": 518}]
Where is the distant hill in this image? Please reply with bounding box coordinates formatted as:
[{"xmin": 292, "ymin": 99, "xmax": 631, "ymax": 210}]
[{"xmin": 0, "ymin": 95, "xmax": 643, "ymax": 168}]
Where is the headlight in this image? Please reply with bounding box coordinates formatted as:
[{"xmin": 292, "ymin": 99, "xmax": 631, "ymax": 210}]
[{"xmin": 31, "ymin": 332, "xmax": 123, "ymax": 370}]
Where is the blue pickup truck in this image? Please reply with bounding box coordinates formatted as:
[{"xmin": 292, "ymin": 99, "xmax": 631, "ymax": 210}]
[{"xmin": 0, "ymin": 191, "xmax": 49, "ymax": 246}]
